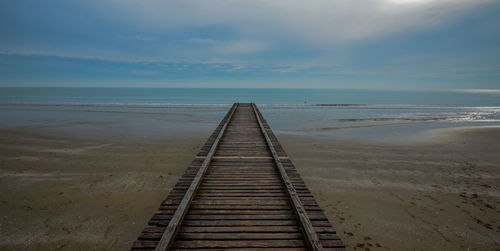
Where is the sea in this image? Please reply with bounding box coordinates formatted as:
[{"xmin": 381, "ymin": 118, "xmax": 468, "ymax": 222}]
[{"xmin": 1, "ymin": 88, "xmax": 499, "ymax": 140}]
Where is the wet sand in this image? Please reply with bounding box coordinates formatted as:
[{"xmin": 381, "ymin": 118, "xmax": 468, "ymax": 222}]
[
  {"xmin": 0, "ymin": 128, "xmax": 209, "ymax": 250},
  {"xmin": 278, "ymin": 126, "xmax": 500, "ymax": 250},
  {"xmin": 1, "ymin": 125, "xmax": 499, "ymax": 250}
]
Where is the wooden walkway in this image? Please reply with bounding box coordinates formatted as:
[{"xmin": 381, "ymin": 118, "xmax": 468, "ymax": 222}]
[{"xmin": 131, "ymin": 103, "xmax": 345, "ymax": 251}]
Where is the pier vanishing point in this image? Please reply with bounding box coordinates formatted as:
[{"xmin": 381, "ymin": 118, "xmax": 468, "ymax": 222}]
[{"xmin": 131, "ymin": 103, "xmax": 345, "ymax": 251}]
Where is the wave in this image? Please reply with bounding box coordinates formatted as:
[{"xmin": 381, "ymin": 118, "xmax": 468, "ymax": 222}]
[
  {"xmin": 337, "ymin": 117, "xmax": 452, "ymax": 122},
  {"xmin": 260, "ymin": 103, "xmax": 500, "ymax": 110},
  {"xmin": 0, "ymin": 102, "xmax": 233, "ymax": 109},
  {"xmin": 0, "ymin": 102, "xmax": 373, "ymax": 109},
  {"xmin": 1, "ymin": 101, "xmax": 499, "ymax": 126},
  {"xmin": 312, "ymin": 104, "xmax": 366, "ymax": 107},
  {"xmin": 337, "ymin": 117, "xmax": 500, "ymax": 123},
  {"xmin": 1, "ymin": 101, "xmax": 499, "ymax": 110}
]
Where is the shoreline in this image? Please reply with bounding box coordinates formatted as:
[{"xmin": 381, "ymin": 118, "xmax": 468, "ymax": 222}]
[{"xmin": 0, "ymin": 124, "xmax": 499, "ymax": 250}]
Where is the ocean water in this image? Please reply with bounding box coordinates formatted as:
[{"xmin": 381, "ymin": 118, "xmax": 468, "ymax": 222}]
[
  {"xmin": 1, "ymin": 87, "xmax": 499, "ymax": 106},
  {"xmin": 1, "ymin": 88, "xmax": 499, "ymax": 139}
]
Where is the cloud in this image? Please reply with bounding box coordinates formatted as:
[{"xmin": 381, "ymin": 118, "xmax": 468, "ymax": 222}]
[
  {"xmin": 184, "ymin": 38, "xmax": 268, "ymax": 54},
  {"xmin": 215, "ymin": 40, "xmax": 268, "ymax": 54},
  {"xmin": 103, "ymin": 0, "xmax": 493, "ymax": 45},
  {"xmin": 121, "ymin": 35, "xmax": 154, "ymax": 41},
  {"xmin": 271, "ymin": 67, "xmax": 297, "ymax": 74},
  {"xmin": 1, "ymin": 0, "xmax": 494, "ymax": 61},
  {"xmin": 1, "ymin": 0, "xmax": 498, "ymax": 89}
]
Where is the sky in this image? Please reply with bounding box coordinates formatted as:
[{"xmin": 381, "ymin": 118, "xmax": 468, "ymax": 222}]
[{"xmin": 0, "ymin": 0, "xmax": 499, "ymax": 90}]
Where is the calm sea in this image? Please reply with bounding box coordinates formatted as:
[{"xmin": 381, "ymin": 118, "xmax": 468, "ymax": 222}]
[
  {"xmin": 1, "ymin": 88, "xmax": 499, "ymax": 139},
  {"xmin": 1, "ymin": 87, "xmax": 499, "ymax": 106}
]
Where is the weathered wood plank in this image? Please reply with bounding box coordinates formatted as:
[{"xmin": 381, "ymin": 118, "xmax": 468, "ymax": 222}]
[
  {"xmin": 176, "ymin": 232, "xmax": 304, "ymax": 240},
  {"xmin": 153, "ymin": 103, "xmax": 238, "ymax": 251},
  {"xmin": 132, "ymin": 103, "xmax": 344, "ymax": 251},
  {"xmin": 252, "ymin": 103, "xmax": 325, "ymax": 251},
  {"xmin": 172, "ymin": 240, "xmax": 306, "ymax": 248}
]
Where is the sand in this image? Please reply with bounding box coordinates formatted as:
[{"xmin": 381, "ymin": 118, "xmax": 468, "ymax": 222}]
[
  {"xmin": 0, "ymin": 128, "xmax": 209, "ymax": 250},
  {"xmin": 278, "ymin": 126, "xmax": 500, "ymax": 250},
  {"xmin": 1, "ymin": 125, "xmax": 499, "ymax": 250}
]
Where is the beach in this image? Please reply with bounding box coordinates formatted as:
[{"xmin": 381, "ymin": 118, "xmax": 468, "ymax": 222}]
[
  {"xmin": 0, "ymin": 104, "xmax": 225, "ymax": 250},
  {"xmin": 0, "ymin": 88, "xmax": 499, "ymax": 250},
  {"xmin": 1, "ymin": 119, "xmax": 499, "ymax": 250},
  {"xmin": 0, "ymin": 127, "xmax": 208, "ymax": 250},
  {"xmin": 279, "ymin": 126, "xmax": 500, "ymax": 250},
  {"xmin": 2, "ymin": 0, "xmax": 500, "ymax": 247}
]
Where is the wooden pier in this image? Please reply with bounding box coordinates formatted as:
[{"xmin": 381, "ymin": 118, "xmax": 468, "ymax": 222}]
[{"xmin": 131, "ymin": 103, "xmax": 345, "ymax": 251}]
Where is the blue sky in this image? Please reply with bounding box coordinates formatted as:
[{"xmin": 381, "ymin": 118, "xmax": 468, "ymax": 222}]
[{"xmin": 1, "ymin": 0, "xmax": 499, "ymax": 90}]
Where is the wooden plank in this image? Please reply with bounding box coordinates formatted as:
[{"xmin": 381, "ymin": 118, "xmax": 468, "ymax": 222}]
[
  {"xmin": 132, "ymin": 103, "xmax": 344, "ymax": 250},
  {"xmin": 197, "ymin": 156, "xmax": 274, "ymax": 159},
  {"xmin": 252, "ymin": 103, "xmax": 324, "ymax": 251},
  {"xmin": 142, "ymin": 232, "xmax": 305, "ymax": 240},
  {"xmin": 154, "ymin": 103, "xmax": 238, "ymax": 251},
  {"xmin": 170, "ymin": 249, "xmax": 307, "ymax": 251},
  {"xmin": 186, "ymin": 204, "xmax": 292, "ymax": 210},
  {"xmin": 182, "ymin": 209, "xmax": 293, "ymax": 215},
  {"xmin": 178, "ymin": 226, "xmax": 301, "ymax": 233},
  {"xmin": 172, "ymin": 240, "xmax": 306, "ymax": 248},
  {"xmin": 190, "ymin": 199, "xmax": 290, "ymax": 205},
  {"xmin": 176, "ymin": 232, "xmax": 304, "ymax": 240},
  {"xmin": 183, "ymin": 215, "xmax": 298, "ymax": 220},
  {"xmin": 181, "ymin": 220, "xmax": 299, "ymax": 226}
]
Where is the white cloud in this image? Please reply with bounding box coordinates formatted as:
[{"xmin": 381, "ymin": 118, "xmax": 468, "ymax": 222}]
[
  {"xmin": 102, "ymin": 0, "xmax": 493, "ymax": 45},
  {"xmin": 184, "ymin": 38, "xmax": 218, "ymax": 45},
  {"xmin": 215, "ymin": 40, "xmax": 268, "ymax": 54},
  {"xmin": 271, "ymin": 67, "xmax": 297, "ymax": 74},
  {"xmin": 2, "ymin": 0, "xmax": 497, "ymax": 89},
  {"xmin": 184, "ymin": 38, "xmax": 268, "ymax": 54},
  {"xmin": 3, "ymin": 0, "xmax": 494, "ymax": 64},
  {"xmin": 121, "ymin": 35, "xmax": 154, "ymax": 41}
]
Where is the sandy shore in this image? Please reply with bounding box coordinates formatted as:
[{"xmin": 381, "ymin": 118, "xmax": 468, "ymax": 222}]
[
  {"xmin": 0, "ymin": 128, "xmax": 209, "ymax": 250},
  {"xmin": 1, "ymin": 125, "xmax": 499, "ymax": 250},
  {"xmin": 278, "ymin": 126, "xmax": 500, "ymax": 250}
]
